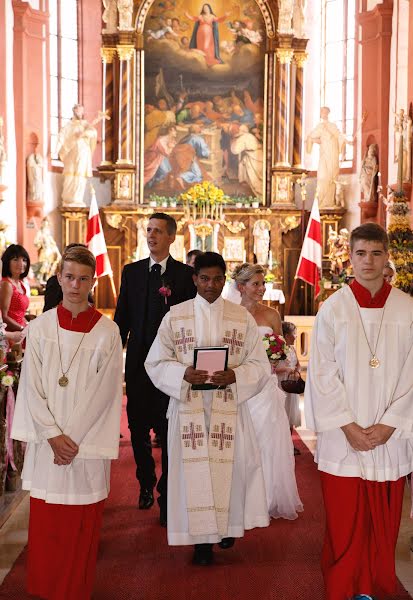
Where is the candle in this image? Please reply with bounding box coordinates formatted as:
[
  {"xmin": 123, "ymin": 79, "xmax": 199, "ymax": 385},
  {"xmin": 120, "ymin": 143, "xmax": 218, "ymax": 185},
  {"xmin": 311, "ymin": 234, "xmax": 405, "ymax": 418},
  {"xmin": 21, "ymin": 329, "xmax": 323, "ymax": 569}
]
[
  {"xmin": 243, "ymin": 250, "xmax": 246, "ymax": 262},
  {"xmin": 268, "ymin": 250, "xmax": 273, "ymax": 270},
  {"xmin": 182, "ymin": 247, "xmax": 186, "ymax": 264}
]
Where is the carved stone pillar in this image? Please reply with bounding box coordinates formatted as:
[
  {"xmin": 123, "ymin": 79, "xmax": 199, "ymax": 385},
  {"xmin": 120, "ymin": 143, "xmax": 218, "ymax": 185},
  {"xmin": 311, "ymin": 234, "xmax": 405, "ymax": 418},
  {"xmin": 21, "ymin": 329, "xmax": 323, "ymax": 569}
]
[
  {"xmin": 292, "ymin": 52, "xmax": 307, "ymax": 168},
  {"xmin": 116, "ymin": 45, "xmax": 135, "ymax": 165},
  {"xmin": 274, "ymin": 48, "xmax": 294, "ymax": 167},
  {"xmin": 100, "ymin": 47, "xmax": 116, "ymax": 166}
]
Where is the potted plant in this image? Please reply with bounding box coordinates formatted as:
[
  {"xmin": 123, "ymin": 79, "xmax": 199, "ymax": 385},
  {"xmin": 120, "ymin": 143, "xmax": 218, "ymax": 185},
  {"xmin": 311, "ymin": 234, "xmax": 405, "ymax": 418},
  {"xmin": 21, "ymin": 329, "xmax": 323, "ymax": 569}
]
[
  {"xmin": 235, "ymin": 196, "xmax": 243, "ymax": 208},
  {"xmin": 169, "ymin": 196, "xmax": 177, "ymax": 208},
  {"xmin": 251, "ymin": 196, "xmax": 260, "ymax": 208},
  {"xmin": 149, "ymin": 194, "xmax": 157, "ymax": 208},
  {"xmin": 244, "ymin": 196, "xmax": 251, "ymax": 208}
]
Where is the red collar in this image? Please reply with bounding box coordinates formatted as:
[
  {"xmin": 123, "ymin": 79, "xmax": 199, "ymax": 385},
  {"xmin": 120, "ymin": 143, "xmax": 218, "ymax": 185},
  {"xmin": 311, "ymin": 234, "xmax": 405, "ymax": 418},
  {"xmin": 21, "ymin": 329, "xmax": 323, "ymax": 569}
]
[
  {"xmin": 350, "ymin": 279, "xmax": 392, "ymax": 308},
  {"xmin": 57, "ymin": 304, "xmax": 102, "ymax": 332}
]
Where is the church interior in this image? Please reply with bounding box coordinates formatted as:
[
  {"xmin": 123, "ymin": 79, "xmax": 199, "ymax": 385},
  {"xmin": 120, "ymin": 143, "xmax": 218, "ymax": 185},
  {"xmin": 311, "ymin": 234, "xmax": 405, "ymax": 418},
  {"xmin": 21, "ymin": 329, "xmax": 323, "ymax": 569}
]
[{"xmin": 1, "ymin": 0, "xmax": 413, "ymax": 598}]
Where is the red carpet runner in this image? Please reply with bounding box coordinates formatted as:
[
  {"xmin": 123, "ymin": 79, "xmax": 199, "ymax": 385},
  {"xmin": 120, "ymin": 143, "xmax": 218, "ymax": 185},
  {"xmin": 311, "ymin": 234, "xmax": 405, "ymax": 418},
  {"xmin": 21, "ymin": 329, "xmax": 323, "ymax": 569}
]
[{"xmin": 1, "ymin": 402, "xmax": 411, "ymax": 600}]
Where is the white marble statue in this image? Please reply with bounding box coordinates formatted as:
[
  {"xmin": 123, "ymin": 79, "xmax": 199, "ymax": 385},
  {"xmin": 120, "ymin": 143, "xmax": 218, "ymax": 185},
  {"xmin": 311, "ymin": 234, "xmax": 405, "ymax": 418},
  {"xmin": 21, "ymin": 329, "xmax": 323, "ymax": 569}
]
[
  {"xmin": 306, "ymin": 107, "xmax": 347, "ymax": 208},
  {"xmin": 278, "ymin": 0, "xmax": 294, "ymax": 34},
  {"xmin": 102, "ymin": 0, "xmax": 117, "ymax": 33},
  {"xmin": 26, "ymin": 147, "xmax": 44, "ymax": 203},
  {"xmin": 359, "ymin": 144, "xmax": 378, "ymax": 202},
  {"xmin": 293, "ymin": 0, "xmax": 306, "ymax": 38},
  {"xmin": 56, "ymin": 104, "xmax": 98, "ymax": 207},
  {"xmin": 117, "ymin": 0, "xmax": 134, "ymax": 30},
  {"xmin": 33, "ymin": 217, "xmax": 62, "ymax": 285},
  {"xmin": 253, "ymin": 219, "xmax": 270, "ymax": 265}
]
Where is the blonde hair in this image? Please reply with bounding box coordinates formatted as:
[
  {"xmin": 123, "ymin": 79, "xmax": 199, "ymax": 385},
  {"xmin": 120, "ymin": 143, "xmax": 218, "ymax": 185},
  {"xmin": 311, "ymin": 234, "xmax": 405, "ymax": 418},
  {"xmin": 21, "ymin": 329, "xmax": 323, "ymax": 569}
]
[
  {"xmin": 59, "ymin": 246, "xmax": 96, "ymax": 275},
  {"xmin": 231, "ymin": 263, "xmax": 265, "ymax": 286}
]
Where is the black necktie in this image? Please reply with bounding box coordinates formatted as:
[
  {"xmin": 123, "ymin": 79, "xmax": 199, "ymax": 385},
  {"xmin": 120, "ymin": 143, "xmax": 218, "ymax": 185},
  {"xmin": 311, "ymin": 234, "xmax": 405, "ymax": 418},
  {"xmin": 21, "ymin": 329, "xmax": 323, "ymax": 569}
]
[{"xmin": 151, "ymin": 263, "xmax": 162, "ymax": 278}]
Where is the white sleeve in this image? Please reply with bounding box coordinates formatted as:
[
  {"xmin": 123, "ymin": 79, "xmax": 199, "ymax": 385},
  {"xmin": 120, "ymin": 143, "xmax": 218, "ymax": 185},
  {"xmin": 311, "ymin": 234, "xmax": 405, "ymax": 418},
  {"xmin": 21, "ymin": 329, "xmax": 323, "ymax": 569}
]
[
  {"xmin": 232, "ymin": 313, "xmax": 271, "ymax": 405},
  {"xmin": 145, "ymin": 312, "xmax": 190, "ymax": 402},
  {"xmin": 304, "ymin": 302, "xmax": 355, "ymax": 432},
  {"xmin": 379, "ymin": 323, "xmax": 413, "ymax": 433},
  {"xmin": 12, "ymin": 324, "xmax": 62, "ymax": 442},
  {"xmin": 63, "ymin": 326, "xmax": 124, "ymax": 459}
]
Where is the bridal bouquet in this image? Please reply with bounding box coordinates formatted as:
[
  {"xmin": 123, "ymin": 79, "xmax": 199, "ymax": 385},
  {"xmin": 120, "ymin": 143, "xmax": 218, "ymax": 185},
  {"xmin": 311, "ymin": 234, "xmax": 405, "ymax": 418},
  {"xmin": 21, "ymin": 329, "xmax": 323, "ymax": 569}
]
[{"xmin": 262, "ymin": 332, "xmax": 288, "ymax": 362}]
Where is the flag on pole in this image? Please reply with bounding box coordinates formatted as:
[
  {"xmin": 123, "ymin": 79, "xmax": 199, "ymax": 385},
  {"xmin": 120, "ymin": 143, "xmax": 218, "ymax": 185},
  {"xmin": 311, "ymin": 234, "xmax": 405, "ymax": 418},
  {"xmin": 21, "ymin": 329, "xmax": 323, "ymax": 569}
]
[
  {"xmin": 86, "ymin": 187, "xmax": 113, "ymax": 279},
  {"xmin": 295, "ymin": 196, "xmax": 322, "ymax": 296}
]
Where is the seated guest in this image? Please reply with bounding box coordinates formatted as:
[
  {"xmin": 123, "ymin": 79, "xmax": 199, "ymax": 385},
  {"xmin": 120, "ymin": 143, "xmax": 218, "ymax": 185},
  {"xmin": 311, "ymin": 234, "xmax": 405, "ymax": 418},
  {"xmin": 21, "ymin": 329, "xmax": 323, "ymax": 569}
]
[
  {"xmin": 0, "ymin": 244, "xmax": 30, "ymax": 333},
  {"xmin": 12, "ymin": 246, "xmax": 123, "ymax": 600},
  {"xmin": 145, "ymin": 252, "xmax": 270, "ymax": 566},
  {"xmin": 186, "ymin": 249, "xmax": 203, "ymax": 268}
]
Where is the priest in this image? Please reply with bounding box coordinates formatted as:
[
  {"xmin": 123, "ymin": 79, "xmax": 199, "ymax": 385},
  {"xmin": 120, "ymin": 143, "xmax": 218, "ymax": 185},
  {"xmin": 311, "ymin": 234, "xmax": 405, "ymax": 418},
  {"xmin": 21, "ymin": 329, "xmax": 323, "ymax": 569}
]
[
  {"xmin": 12, "ymin": 246, "xmax": 123, "ymax": 600},
  {"xmin": 305, "ymin": 223, "xmax": 413, "ymax": 600},
  {"xmin": 145, "ymin": 251, "xmax": 270, "ymax": 566}
]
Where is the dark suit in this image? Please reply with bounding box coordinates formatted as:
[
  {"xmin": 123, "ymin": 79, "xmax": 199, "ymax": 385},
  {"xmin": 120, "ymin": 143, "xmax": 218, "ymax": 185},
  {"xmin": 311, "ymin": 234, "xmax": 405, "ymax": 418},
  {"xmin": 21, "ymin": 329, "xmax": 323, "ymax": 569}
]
[{"xmin": 114, "ymin": 256, "xmax": 196, "ymax": 508}]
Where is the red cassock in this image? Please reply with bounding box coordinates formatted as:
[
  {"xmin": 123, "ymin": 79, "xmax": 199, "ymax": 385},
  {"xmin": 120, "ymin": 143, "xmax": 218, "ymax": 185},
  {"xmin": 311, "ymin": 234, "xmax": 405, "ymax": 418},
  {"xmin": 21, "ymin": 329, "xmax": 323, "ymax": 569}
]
[{"xmin": 320, "ymin": 279, "xmax": 407, "ymax": 599}]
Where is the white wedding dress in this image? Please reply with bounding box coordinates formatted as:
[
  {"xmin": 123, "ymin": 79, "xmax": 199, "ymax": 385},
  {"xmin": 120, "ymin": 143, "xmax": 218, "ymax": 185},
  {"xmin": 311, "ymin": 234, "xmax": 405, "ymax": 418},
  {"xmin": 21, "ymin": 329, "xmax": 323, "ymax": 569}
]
[{"xmin": 247, "ymin": 326, "xmax": 303, "ymax": 520}]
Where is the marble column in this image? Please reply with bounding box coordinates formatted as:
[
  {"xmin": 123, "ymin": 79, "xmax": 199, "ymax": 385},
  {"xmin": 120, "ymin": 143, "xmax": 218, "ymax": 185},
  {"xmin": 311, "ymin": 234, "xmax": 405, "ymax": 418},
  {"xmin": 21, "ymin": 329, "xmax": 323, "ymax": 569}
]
[
  {"xmin": 100, "ymin": 47, "xmax": 116, "ymax": 166},
  {"xmin": 116, "ymin": 45, "xmax": 135, "ymax": 164},
  {"xmin": 274, "ymin": 48, "xmax": 294, "ymax": 167},
  {"xmin": 292, "ymin": 52, "xmax": 307, "ymax": 169}
]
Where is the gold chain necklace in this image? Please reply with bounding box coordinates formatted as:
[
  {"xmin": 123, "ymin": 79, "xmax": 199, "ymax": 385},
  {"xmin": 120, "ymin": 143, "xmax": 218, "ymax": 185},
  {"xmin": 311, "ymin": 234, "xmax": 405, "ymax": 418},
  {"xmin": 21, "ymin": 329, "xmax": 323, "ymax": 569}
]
[
  {"xmin": 56, "ymin": 312, "xmax": 95, "ymax": 387},
  {"xmin": 354, "ymin": 299, "xmax": 386, "ymax": 368}
]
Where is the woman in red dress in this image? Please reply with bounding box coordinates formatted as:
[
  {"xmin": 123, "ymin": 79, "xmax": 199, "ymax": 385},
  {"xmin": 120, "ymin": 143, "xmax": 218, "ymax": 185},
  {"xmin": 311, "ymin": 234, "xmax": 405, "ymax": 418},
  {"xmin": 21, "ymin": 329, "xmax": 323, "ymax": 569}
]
[
  {"xmin": 0, "ymin": 244, "xmax": 30, "ymax": 333},
  {"xmin": 185, "ymin": 4, "xmax": 230, "ymax": 66}
]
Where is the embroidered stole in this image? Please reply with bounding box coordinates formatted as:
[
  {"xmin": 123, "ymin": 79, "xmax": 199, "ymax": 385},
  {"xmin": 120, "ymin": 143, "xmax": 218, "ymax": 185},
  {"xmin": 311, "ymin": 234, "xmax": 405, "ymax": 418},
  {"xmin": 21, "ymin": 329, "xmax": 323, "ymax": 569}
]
[{"xmin": 170, "ymin": 299, "xmax": 247, "ymax": 537}]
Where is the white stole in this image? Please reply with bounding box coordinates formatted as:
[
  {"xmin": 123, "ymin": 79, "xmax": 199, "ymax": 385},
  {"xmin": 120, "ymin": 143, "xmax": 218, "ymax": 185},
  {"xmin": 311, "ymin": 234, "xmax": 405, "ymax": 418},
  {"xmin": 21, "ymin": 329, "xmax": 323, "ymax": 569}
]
[{"xmin": 170, "ymin": 299, "xmax": 247, "ymax": 537}]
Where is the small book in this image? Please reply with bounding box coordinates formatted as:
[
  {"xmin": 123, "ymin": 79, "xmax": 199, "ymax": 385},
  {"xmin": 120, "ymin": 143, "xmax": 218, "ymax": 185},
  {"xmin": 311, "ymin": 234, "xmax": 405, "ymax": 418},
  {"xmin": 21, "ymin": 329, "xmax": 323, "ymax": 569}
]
[{"xmin": 192, "ymin": 346, "xmax": 229, "ymax": 390}]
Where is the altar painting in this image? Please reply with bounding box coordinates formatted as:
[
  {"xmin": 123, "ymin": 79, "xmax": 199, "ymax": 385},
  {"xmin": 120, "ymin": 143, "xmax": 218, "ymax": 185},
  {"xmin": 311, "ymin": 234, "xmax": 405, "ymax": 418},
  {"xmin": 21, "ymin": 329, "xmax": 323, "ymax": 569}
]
[{"xmin": 143, "ymin": 0, "xmax": 265, "ymax": 200}]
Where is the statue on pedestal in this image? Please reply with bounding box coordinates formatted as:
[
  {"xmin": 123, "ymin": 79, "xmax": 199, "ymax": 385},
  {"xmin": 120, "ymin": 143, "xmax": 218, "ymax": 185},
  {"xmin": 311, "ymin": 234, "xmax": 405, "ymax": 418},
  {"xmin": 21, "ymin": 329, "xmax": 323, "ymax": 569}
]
[
  {"xmin": 102, "ymin": 0, "xmax": 117, "ymax": 33},
  {"xmin": 327, "ymin": 227, "xmax": 351, "ymax": 276},
  {"xmin": 253, "ymin": 219, "xmax": 270, "ymax": 265},
  {"xmin": 359, "ymin": 144, "xmax": 378, "ymax": 202},
  {"xmin": 277, "ymin": 0, "xmax": 294, "ymax": 34},
  {"xmin": 26, "ymin": 146, "xmax": 44, "ymax": 211},
  {"xmin": 56, "ymin": 105, "xmax": 98, "ymax": 207},
  {"xmin": 33, "ymin": 217, "xmax": 61, "ymax": 285},
  {"xmin": 117, "ymin": 0, "xmax": 134, "ymax": 30},
  {"xmin": 306, "ymin": 107, "xmax": 347, "ymax": 208}
]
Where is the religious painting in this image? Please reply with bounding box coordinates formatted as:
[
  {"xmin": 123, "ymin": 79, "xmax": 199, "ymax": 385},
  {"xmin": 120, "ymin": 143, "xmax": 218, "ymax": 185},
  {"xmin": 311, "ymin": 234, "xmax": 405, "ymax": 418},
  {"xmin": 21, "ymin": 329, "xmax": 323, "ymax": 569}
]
[
  {"xmin": 143, "ymin": 0, "xmax": 265, "ymax": 200},
  {"xmin": 223, "ymin": 236, "xmax": 245, "ymax": 262}
]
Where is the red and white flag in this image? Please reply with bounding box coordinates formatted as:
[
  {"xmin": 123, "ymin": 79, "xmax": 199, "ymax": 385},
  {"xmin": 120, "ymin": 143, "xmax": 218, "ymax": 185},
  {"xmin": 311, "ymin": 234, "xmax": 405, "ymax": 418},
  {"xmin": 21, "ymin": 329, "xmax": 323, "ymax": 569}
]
[
  {"xmin": 295, "ymin": 197, "xmax": 322, "ymax": 296},
  {"xmin": 86, "ymin": 189, "xmax": 113, "ymax": 278}
]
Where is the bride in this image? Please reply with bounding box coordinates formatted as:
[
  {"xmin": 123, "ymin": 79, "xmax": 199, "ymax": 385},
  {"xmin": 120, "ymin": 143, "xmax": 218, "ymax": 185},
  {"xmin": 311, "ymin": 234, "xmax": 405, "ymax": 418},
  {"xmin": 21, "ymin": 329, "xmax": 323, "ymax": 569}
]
[{"xmin": 232, "ymin": 263, "xmax": 303, "ymax": 520}]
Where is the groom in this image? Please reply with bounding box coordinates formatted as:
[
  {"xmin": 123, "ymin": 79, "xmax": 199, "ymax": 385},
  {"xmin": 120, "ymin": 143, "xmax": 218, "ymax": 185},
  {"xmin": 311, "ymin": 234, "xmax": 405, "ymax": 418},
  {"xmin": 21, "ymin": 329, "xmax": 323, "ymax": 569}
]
[{"xmin": 114, "ymin": 213, "xmax": 196, "ymax": 525}]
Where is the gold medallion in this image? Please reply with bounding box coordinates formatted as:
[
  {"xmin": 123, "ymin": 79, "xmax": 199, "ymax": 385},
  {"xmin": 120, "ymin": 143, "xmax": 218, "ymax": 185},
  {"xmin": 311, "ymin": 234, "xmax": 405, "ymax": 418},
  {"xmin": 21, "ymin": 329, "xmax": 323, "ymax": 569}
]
[
  {"xmin": 369, "ymin": 356, "xmax": 380, "ymax": 369},
  {"xmin": 59, "ymin": 375, "xmax": 69, "ymax": 387}
]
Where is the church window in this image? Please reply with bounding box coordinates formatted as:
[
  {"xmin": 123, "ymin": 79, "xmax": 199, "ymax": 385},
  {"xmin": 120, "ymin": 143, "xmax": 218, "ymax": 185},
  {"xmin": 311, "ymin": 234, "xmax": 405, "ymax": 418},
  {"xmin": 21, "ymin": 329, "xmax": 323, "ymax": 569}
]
[
  {"xmin": 321, "ymin": 0, "xmax": 356, "ymax": 168},
  {"xmin": 49, "ymin": 0, "xmax": 79, "ymax": 160}
]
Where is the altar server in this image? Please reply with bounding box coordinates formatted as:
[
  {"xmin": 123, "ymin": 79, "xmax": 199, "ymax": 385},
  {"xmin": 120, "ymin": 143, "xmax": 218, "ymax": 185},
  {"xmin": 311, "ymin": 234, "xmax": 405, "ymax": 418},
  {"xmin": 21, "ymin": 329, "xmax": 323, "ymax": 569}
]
[
  {"xmin": 305, "ymin": 223, "xmax": 413, "ymax": 600},
  {"xmin": 12, "ymin": 246, "xmax": 123, "ymax": 600},
  {"xmin": 145, "ymin": 251, "xmax": 270, "ymax": 566}
]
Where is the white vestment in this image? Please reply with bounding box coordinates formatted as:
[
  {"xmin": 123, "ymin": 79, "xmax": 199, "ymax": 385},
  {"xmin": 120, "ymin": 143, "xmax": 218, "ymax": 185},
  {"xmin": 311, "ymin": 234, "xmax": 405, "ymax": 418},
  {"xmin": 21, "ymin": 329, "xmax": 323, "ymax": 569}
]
[
  {"xmin": 11, "ymin": 309, "xmax": 123, "ymax": 504},
  {"xmin": 305, "ymin": 286, "xmax": 413, "ymax": 482},
  {"xmin": 145, "ymin": 295, "xmax": 270, "ymax": 545}
]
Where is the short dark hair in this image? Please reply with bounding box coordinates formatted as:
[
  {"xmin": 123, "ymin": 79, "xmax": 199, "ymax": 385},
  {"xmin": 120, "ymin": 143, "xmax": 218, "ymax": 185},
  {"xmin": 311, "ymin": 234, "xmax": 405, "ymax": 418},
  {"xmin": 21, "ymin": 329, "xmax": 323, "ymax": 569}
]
[
  {"xmin": 350, "ymin": 223, "xmax": 389, "ymax": 252},
  {"xmin": 149, "ymin": 212, "xmax": 177, "ymax": 235},
  {"xmin": 2, "ymin": 244, "xmax": 30, "ymax": 279},
  {"xmin": 187, "ymin": 249, "xmax": 203, "ymax": 263},
  {"xmin": 194, "ymin": 251, "xmax": 226, "ymax": 275},
  {"xmin": 64, "ymin": 242, "xmax": 87, "ymax": 252}
]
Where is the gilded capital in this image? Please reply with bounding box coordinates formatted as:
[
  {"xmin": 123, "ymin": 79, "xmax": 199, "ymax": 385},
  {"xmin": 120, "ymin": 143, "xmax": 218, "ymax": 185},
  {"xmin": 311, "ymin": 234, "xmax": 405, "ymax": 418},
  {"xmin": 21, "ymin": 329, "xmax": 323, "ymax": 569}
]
[
  {"xmin": 276, "ymin": 48, "xmax": 294, "ymax": 65},
  {"xmin": 116, "ymin": 45, "xmax": 135, "ymax": 61},
  {"xmin": 294, "ymin": 53, "xmax": 308, "ymax": 68},
  {"xmin": 101, "ymin": 47, "xmax": 117, "ymax": 64}
]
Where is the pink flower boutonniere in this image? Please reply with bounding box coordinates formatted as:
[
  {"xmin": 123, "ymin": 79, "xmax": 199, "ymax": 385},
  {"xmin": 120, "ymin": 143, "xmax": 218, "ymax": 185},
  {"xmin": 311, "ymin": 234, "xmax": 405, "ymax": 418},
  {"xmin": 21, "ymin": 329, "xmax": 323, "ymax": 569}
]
[{"xmin": 159, "ymin": 285, "xmax": 172, "ymax": 305}]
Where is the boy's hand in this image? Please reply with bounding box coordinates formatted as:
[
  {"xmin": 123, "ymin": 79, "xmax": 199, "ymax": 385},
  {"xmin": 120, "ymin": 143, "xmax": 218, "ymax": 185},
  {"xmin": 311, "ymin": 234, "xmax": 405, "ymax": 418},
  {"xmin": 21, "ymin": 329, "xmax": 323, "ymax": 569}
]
[
  {"xmin": 363, "ymin": 424, "xmax": 395, "ymax": 447},
  {"xmin": 48, "ymin": 434, "xmax": 78, "ymax": 465},
  {"xmin": 341, "ymin": 422, "xmax": 374, "ymax": 452}
]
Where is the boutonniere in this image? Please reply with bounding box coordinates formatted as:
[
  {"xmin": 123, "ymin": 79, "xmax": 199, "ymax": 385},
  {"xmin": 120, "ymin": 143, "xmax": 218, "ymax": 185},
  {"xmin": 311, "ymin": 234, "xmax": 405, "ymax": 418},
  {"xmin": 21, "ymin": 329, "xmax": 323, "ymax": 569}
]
[{"xmin": 159, "ymin": 283, "xmax": 172, "ymax": 304}]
